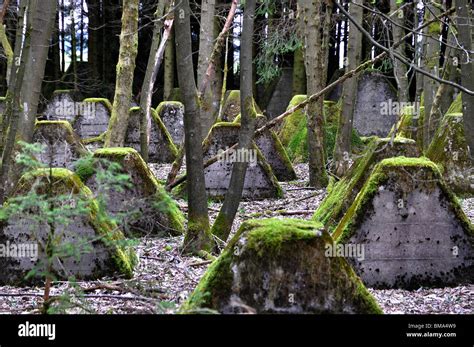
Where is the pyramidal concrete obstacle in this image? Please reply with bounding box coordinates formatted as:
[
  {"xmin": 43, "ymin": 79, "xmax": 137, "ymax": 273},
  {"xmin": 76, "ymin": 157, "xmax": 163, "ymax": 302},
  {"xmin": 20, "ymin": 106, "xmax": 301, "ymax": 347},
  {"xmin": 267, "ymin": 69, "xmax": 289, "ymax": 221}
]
[
  {"xmin": 333, "ymin": 157, "xmax": 474, "ymax": 289},
  {"xmin": 232, "ymin": 114, "xmax": 296, "ymax": 181},
  {"xmin": 427, "ymin": 113, "xmax": 474, "ymax": 196},
  {"xmin": 43, "ymin": 89, "xmax": 83, "ymax": 122},
  {"xmin": 156, "ymin": 101, "xmax": 185, "ymax": 146},
  {"xmin": 32, "ymin": 121, "xmax": 89, "ymax": 169},
  {"xmin": 125, "ymin": 107, "xmax": 178, "ymax": 163},
  {"xmin": 197, "ymin": 122, "xmax": 283, "ymax": 200},
  {"xmin": 76, "ymin": 147, "xmax": 184, "ymax": 237},
  {"xmin": 0, "ymin": 168, "xmax": 136, "ymax": 285},
  {"xmin": 72, "ymin": 98, "xmax": 112, "ymax": 151},
  {"xmin": 181, "ymin": 218, "xmax": 382, "ymax": 314},
  {"xmin": 313, "ymin": 137, "xmax": 420, "ymax": 233}
]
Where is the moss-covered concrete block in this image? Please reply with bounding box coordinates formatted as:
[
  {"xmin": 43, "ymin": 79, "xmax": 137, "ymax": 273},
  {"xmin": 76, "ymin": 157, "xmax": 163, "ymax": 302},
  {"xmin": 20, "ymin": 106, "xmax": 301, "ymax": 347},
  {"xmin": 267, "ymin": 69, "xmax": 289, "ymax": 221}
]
[
  {"xmin": 427, "ymin": 113, "xmax": 473, "ymax": 196},
  {"xmin": 79, "ymin": 147, "xmax": 184, "ymax": 236},
  {"xmin": 33, "ymin": 121, "xmax": 89, "ymax": 169},
  {"xmin": 0, "ymin": 169, "xmax": 136, "ymax": 285},
  {"xmin": 43, "ymin": 89, "xmax": 83, "ymax": 121},
  {"xmin": 278, "ymin": 96, "xmax": 360, "ymax": 163},
  {"xmin": 182, "ymin": 218, "xmax": 382, "ymax": 314},
  {"xmin": 156, "ymin": 101, "xmax": 185, "ymax": 146},
  {"xmin": 313, "ymin": 137, "xmax": 420, "ymax": 233},
  {"xmin": 125, "ymin": 107, "xmax": 178, "ymax": 163},
  {"xmin": 333, "ymin": 157, "xmax": 474, "ymax": 289},
  {"xmin": 72, "ymin": 98, "xmax": 112, "ymax": 142},
  {"xmin": 201, "ymin": 122, "xmax": 282, "ymax": 200},
  {"xmin": 220, "ymin": 90, "xmax": 262, "ymax": 123}
]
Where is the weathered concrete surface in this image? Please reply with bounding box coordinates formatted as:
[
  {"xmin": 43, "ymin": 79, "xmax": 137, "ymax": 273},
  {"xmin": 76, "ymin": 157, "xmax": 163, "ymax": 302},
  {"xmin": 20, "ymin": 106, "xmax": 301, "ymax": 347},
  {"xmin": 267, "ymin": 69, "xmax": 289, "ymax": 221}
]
[
  {"xmin": 182, "ymin": 218, "xmax": 382, "ymax": 314},
  {"xmin": 334, "ymin": 157, "xmax": 474, "ymax": 289},
  {"xmin": 125, "ymin": 107, "xmax": 177, "ymax": 163},
  {"xmin": 427, "ymin": 113, "xmax": 474, "ymax": 196},
  {"xmin": 313, "ymin": 137, "xmax": 420, "ymax": 233},
  {"xmin": 265, "ymin": 67, "xmax": 294, "ymax": 119},
  {"xmin": 32, "ymin": 121, "xmax": 89, "ymax": 169},
  {"xmin": 81, "ymin": 147, "xmax": 184, "ymax": 236},
  {"xmin": 0, "ymin": 169, "xmax": 136, "ymax": 285},
  {"xmin": 43, "ymin": 90, "xmax": 83, "ymax": 121},
  {"xmin": 353, "ymin": 72, "xmax": 398, "ymax": 137},
  {"xmin": 156, "ymin": 101, "xmax": 185, "ymax": 146},
  {"xmin": 200, "ymin": 123, "xmax": 282, "ymax": 200},
  {"xmin": 72, "ymin": 98, "xmax": 111, "ymax": 140}
]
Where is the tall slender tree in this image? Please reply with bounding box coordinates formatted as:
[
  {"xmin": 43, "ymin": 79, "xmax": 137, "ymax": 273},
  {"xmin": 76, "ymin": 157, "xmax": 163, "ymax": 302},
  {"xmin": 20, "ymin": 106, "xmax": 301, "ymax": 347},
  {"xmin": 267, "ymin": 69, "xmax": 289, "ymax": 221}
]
[
  {"xmin": 175, "ymin": 0, "xmax": 213, "ymax": 254},
  {"xmin": 332, "ymin": 0, "xmax": 363, "ymax": 177},
  {"xmin": 105, "ymin": 0, "xmax": 139, "ymax": 147},
  {"xmin": 211, "ymin": 0, "xmax": 256, "ymax": 243},
  {"xmin": 455, "ymin": 0, "xmax": 474, "ymax": 160}
]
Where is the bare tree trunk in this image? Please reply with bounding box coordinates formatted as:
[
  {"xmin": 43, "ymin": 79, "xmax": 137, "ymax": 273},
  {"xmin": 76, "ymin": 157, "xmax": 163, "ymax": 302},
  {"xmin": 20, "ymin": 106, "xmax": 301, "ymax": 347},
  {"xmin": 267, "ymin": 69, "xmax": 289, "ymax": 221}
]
[
  {"xmin": 300, "ymin": 0, "xmax": 329, "ymax": 188},
  {"xmin": 211, "ymin": 0, "xmax": 256, "ymax": 243},
  {"xmin": 175, "ymin": 0, "xmax": 213, "ymax": 254},
  {"xmin": 104, "ymin": 0, "xmax": 139, "ymax": 148},
  {"xmin": 422, "ymin": 2, "xmax": 441, "ymax": 149},
  {"xmin": 292, "ymin": 47, "xmax": 306, "ymax": 95},
  {"xmin": 198, "ymin": 0, "xmax": 238, "ymax": 141},
  {"xmin": 163, "ymin": 26, "xmax": 175, "ymax": 101},
  {"xmin": 139, "ymin": 0, "xmax": 171, "ymax": 161},
  {"xmin": 390, "ymin": 0, "xmax": 409, "ymax": 103},
  {"xmin": 456, "ymin": 0, "xmax": 474, "ymax": 160},
  {"xmin": 17, "ymin": 0, "xmax": 57, "ymax": 143},
  {"xmin": 332, "ymin": 0, "xmax": 363, "ymax": 177},
  {"xmin": 0, "ymin": 0, "xmax": 54, "ymax": 202},
  {"xmin": 86, "ymin": 0, "xmax": 100, "ymax": 81}
]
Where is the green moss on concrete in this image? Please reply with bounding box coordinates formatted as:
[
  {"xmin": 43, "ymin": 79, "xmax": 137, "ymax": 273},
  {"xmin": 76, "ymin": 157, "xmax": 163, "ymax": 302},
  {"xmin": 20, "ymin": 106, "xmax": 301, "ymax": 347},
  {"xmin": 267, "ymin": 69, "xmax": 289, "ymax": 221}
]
[
  {"xmin": 278, "ymin": 95, "xmax": 307, "ymax": 148},
  {"xmin": 446, "ymin": 93, "xmax": 462, "ymax": 114},
  {"xmin": 91, "ymin": 147, "xmax": 184, "ymax": 233},
  {"xmin": 427, "ymin": 112, "xmax": 472, "ymax": 196},
  {"xmin": 333, "ymin": 156, "xmax": 474, "ymax": 243},
  {"xmin": 313, "ymin": 137, "xmax": 419, "ymax": 233},
  {"xmin": 83, "ymin": 98, "xmax": 113, "ymax": 113},
  {"xmin": 181, "ymin": 218, "xmax": 382, "ymax": 314},
  {"xmin": 15, "ymin": 168, "xmax": 137, "ymax": 277},
  {"xmin": 156, "ymin": 101, "xmax": 184, "ymax": 115},
  {"xmin": 35, "ymin": 120, "xmax": 89, "ymax": 156}
]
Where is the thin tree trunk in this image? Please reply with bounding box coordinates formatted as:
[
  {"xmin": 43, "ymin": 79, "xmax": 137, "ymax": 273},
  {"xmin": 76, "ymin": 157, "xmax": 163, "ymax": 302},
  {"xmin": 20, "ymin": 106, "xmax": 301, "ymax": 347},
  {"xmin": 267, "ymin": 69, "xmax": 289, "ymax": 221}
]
[
  {"xmin": 70, "ymin": 4, "xmax": 78, "ymax": 89},
  {"xmin": 211, "ymin": 0, "xmax": 256, "ymax": 243},
  {"xmin": 0, "ymin": 0, "xmax": 54, "ymax": 202},
  {"xmin": 104, "ymin": 0, "xmax": 139, "ymax": 148},
  {"xmin": 163, "ymin": 26, "xmax": 175, "ymax": 100},
  {"xmin": 300, "ymin": 0, "xmax": 329, "ymax": 188},
  {"xmin": 292, "ymin": 47, "xmax": 306, "ymax": 95},
  {"xmin": 175, "ymin": 0, "xmax": 213, "ymax": 254},
  {"xmin": 139, "ymin": 0, "xmax": 171, "ymax": 161},
  {"xmin": 422, "ymin": 2, "xmax": 441, "ymax": 149},
  {"xmin": 390, "ymin": 0, "xmax": 409, "ymax": 103},
  {"xmin": 332, "ymin": 0, "xmax": 363, "ymax": 177},
  {"xmin": 455, "ymin": 0, "xmax": 474, "ymax": 160},
  {"xmin": 17, "ymin": 0, "xmax": 57, "ymax": 143}
]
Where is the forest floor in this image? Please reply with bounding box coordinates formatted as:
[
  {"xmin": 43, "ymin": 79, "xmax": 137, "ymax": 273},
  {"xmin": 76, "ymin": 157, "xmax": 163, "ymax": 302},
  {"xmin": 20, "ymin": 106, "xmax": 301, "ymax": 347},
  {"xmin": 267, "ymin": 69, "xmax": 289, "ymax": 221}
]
[{"xmin": 0, "ymin": 164, "xmax": 472, "ymax": 314}]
